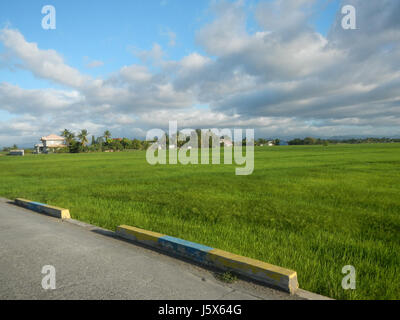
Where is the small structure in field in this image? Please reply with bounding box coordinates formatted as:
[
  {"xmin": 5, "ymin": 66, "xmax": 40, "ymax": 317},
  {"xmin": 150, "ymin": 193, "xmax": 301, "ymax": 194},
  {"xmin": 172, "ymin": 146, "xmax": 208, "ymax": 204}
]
[
  {"xmin": 220, "ymin": 137, "xmax": 233, "ymax": 147},
  {"xmin": 34, "ymin": 143, "xmax": 44, "ymax": 154},
  {"xmin": 9, "ymin": 150, "xmax": 24, "ymax": 156},
  {"xmin": 35, "ymin": 134, "xmax": 66, "ymax": 154}
]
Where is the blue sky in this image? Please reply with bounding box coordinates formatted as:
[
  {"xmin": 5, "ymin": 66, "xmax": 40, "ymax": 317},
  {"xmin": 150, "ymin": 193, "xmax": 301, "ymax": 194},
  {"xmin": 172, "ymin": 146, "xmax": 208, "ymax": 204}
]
[
  {"xmin": 0, "ymin": 0, "xmax": 399, "ymax": 147},
  {"xmin": 1, "ymin": 1, "xmax": 205, "ymax": 85},
  {"xmin": 0, "ymin": 0, "xmax": 339, "ymax": 88}
]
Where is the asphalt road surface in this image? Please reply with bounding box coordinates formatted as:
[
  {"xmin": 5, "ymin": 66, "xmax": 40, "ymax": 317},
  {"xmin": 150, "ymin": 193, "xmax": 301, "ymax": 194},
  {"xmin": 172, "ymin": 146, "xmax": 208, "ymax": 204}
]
[{"xmin": 0, "ymin": 197, "xmax": 307, "ymax": 300}]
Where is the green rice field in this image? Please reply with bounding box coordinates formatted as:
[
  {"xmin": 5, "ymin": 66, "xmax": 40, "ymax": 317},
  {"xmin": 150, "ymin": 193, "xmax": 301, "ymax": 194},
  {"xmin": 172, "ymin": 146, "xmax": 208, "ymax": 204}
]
[{"xmin": 0, "ymin": 143, "xmax": 399, "ymax": 299}]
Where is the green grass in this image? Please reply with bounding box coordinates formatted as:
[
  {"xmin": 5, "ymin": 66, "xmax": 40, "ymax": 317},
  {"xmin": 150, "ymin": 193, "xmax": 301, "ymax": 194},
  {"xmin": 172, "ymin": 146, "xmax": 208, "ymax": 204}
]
[
  {"xmin": 0, "ymin": 144, "xmax": 399, "ymax": 299},
  {"xmin": 215, "ymin": 271, "xmax": 238, "ymax": 283}
]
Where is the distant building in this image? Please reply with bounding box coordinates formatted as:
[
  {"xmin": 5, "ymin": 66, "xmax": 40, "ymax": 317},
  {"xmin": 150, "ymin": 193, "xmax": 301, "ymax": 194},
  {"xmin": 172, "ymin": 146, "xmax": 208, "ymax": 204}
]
[
  {"xmin": 34, "ymin": 143, "xmax": 44, "ymax": 154},
  {"xmin": 35, "ymin": 134, "xmax": 66, "ymax": 154},
  {"xmin": 9, "ymin": 150, "xmax": 24, "ymax": 156},
  {"xmin": 220, "ymin": 137, "xmax": 233, "ymax": 147}
]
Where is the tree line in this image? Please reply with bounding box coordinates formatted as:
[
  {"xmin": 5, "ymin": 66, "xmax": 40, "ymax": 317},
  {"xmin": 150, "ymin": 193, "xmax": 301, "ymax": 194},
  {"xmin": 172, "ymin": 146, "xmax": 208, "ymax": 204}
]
[
  {"xmin": 3, "ymin": 133, "xmax": 399, "ymax": 154},
  {"xmin": 288, "ymin": 137, "xmax": 400, "ymax": 145},
  {"xmin": 60, "ymin": 129, "xmax": 150, "ymax": 153},
  {"xmin": 2, "ymin": 144, "xmax": 19, "ymax": 152}
]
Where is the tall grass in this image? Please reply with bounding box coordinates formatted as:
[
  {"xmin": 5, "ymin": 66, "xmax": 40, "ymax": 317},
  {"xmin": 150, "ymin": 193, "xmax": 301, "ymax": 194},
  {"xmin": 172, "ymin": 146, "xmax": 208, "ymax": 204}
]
[{"xmin": 0, "ymin": 144, "xmax": 399, "ymax": 299}]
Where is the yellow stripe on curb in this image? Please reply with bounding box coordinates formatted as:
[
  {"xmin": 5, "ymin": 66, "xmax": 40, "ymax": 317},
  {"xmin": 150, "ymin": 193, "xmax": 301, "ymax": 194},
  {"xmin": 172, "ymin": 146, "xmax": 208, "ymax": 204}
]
[
  {"xmin": 116, "ymin": 225, "xmax": 165, "ymax": 246},
  {"xmin": 15, "ymin": 198, "xmax": 71, "ymax": 219},
  {"xmin": 13, "ymin": 199, "xmax": 300, "ymax": 294},
  {"xmin": 207, "ymin": 248, "xmax": 298, "ymax": 294},
  {"xmin": 116, "ymin": 224, "xmax": 299, "ymax": 294}
]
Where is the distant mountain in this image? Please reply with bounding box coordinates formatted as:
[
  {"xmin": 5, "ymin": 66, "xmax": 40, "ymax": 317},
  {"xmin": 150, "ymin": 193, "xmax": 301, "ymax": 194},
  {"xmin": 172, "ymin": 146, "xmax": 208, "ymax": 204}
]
[{"xmin": 272, "ymin": 135, "xmax": 400, "ymax": 141}]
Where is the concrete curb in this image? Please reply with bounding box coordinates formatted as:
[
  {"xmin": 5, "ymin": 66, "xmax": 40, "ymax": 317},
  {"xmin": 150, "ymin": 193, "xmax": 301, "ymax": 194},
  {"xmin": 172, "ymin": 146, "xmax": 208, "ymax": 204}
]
[
  {"xmin": 116, "ymin": 225, "xmax": 299, "ymax": 294},
  {"xmin": 14, "ymin": 198, "xmax": 71, "ymax": 220},
  {"xmin": 8, "ymin": 198, "xmax": 331, "ymax": 298}
]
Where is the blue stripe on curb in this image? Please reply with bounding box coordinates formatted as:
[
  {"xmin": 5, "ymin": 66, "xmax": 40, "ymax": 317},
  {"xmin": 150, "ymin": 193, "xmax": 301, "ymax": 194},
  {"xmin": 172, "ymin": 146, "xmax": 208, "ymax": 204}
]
[
  {"xmin": 15, "ymin": 198, "xmax": 71, "ymax": 219},
  {"xmin": 158, "ymin": 235, "xmax": 214, "ymax": 264},
  {"xmin": 116, "ymin": 224, "xmax": 299, "ymax": 294},
  {"xmin": 25, "ymin": 202, "xmax": 45, "ymax": 212},
  {"xmin": 30, "ymin": 201, "xmax": 48, "ymax": 207},
  {"xmin": 28, "ymin": 202, "xmax": 48, "ymax": 212}
]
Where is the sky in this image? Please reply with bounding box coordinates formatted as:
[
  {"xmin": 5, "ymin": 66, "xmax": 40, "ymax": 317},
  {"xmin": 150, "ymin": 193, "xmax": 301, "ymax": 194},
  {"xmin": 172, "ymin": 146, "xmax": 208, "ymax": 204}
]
[{"xmin": 0, "ymin": 0, "xmax": 399, "ymax": 147}]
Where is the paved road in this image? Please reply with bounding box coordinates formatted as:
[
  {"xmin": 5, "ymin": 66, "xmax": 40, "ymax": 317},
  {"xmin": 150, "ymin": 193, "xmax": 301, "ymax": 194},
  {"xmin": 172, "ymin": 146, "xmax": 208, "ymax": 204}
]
[{"xmin": 0, "ymin": 198, "xmax": 304, "ymax": 300}]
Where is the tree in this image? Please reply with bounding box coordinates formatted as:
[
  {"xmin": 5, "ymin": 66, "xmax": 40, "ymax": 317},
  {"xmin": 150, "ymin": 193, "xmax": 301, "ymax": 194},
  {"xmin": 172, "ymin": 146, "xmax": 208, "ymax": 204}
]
[
  {"xmin": 91, "ymin": 135, "xmax": 96, "ymax": 146},
  {"xmin": 132, "ymin": 139, "xmax": 142, "ymax": 150},
  {"xmin": 141, "ymin": 141, "xmax": 151, "ymax": 150},
  {"xmin": 61, "ymin": 129, "xmax": 70, "ymax": 139},
  {"xmin": 121, "ymin": 138, "xmax": 131, "ymax": 149},
  {"xmin": 288, "ymin": 138, "xmax": 303, "ymax": 145},
  {"xmin": 96, "ymin": 136, "xmax": 104, "ymax": 145},
  {"xmin": 103, "ymin": 130, "xmax": 111, "ymax": 140},
  {"xmin": 304, "ymin": 137, "xmax": 317, "ymax": 145},
  {"xmin": 61, "ymin": 129, "xmax": 75, "ymax": 146},
  {"xmin": 68, "ymin": 140, "xmax": 81, "ymax": 153},
  {"xmin": 77, "ymin": 129, "xmax": 89, "ymax": 146},
  {"xmin": 109, "ymin": 140, "xmax": 123, "ymax": 151},
  {"xmin": 256, "ymin": 138, "xmax": 267, "ymax": 146}
]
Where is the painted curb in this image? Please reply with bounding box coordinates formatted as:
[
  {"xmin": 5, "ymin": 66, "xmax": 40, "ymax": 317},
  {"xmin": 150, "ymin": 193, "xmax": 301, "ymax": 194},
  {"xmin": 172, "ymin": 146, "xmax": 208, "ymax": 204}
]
[
  {"xmin": 14, "ymin": 198, "xmax": 71, "ymax": 220},
  {"xmin": 116, "ymin": 225, "xmax": 299, "ymax": 294}
]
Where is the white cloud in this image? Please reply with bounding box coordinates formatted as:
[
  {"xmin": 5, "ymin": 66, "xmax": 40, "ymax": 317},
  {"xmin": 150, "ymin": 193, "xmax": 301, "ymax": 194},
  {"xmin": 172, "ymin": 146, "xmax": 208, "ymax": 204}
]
[
  {"xmin": 161, "ymin": 29, "xmax": 177, "ymax": 47},
  {"xmin": 86, "ymin": 60, "xmax": 104, "ymax": 68},
  {"xmin": 1, "ymin": 0, "xmax": 400, "ymax": 147},
  {"xmin": 196, "ymin": 0, "xmax": 249, "ymax": 56},
  {"xmin": 119, "ymin": 65, "xmax": 152, "ymax": 83},
  {"xmin": 136, "ymin": 43, "xmax": 165, "ymax": 65},
  {"xmin": 0, "ymin": 28, "xmax": 89, "ymax": 88},
  {"xmin": 0, "ymin": 82, "xmax": 82, "ymax": 114}
]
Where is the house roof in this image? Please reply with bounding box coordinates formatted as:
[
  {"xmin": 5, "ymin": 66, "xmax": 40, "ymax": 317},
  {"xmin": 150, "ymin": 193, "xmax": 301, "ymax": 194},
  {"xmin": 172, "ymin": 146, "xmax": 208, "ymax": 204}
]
[{"xmin": 41, "ymin": 134, "xmax": 65, "ymax": 141}]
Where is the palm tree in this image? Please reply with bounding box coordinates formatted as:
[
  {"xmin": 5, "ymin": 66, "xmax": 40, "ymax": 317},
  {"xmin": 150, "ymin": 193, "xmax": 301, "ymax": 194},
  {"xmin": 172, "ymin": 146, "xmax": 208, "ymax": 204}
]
[
  {"xmin": 77, "ymin": 129, "xmax": 89, "ymax": 146},
  {"xmin": 103, "ymin": 130, "xmax": 111, "ymax": 140},
  {"xmin": 61, "ymin": 129, "xmax": 75, "ymax": 146},
  {"xmin": 61, "ymin": 129, "xmax": 70, "ymax": 139}
]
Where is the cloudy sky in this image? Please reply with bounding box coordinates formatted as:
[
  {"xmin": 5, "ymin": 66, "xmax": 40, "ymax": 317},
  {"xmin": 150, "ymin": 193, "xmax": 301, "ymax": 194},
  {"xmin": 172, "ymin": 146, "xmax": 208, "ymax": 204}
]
[{"xmin": 0, "ymin": 0, "xmax": 399, "ymax": 147}]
